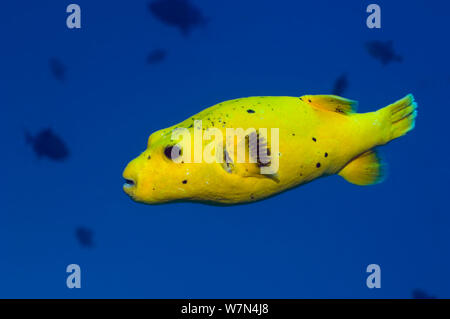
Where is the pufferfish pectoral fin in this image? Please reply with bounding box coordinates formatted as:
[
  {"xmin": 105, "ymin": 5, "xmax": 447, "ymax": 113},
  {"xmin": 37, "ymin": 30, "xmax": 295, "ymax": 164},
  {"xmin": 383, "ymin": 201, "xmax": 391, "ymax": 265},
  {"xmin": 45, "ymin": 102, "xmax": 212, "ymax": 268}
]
[
  {"xmin": 241, "ymin": 131, "xmax": 280, "ymax": 183},
  {"xmin": 300, "ymin": 94, "xmax": 358, "ymax": 114},
  {"xmin": 221, "ymin": 134, "xmax": 280, "ymax": 183},
  {"xmin": 237, "ymin": 162, "xmax": 280, "ymax": 183},
  {"xmin": 221, "ymin": 152, "xmax": 280, "ymax": 183},
  {"xmin": 338, "ymin": 149, "xmax": 386, "ymax": 185}
]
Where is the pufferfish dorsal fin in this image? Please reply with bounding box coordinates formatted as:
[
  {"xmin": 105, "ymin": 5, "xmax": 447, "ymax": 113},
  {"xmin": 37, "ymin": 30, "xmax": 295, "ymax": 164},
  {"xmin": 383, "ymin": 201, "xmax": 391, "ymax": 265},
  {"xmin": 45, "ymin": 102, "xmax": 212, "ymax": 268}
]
[{"xmin": 300, "ymin": 94, "xmax": 358, "ymax": 115}]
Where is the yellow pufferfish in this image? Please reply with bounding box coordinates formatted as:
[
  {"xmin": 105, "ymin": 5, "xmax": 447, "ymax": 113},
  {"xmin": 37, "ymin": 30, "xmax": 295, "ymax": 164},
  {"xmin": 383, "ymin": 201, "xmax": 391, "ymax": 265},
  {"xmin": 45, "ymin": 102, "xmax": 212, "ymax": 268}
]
[{"xmin": 123, "ymin": 94, "xmax": 417, "ymax": 205}]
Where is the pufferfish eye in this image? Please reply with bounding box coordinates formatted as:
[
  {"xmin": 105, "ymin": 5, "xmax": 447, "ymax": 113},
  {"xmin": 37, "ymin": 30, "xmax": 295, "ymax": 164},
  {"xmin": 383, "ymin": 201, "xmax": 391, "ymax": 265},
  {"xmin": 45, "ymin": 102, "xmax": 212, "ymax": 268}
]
[{"xmin": 164, "ymin": 145, "xmax": 182, "ymax": 160}]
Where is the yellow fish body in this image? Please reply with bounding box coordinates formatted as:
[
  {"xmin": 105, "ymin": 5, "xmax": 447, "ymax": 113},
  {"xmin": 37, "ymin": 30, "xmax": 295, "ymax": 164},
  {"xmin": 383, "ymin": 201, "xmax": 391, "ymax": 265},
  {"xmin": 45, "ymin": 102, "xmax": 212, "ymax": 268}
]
[{"xmin": 123, "ymin": 94, "xmax": 417, "ymax": 205}]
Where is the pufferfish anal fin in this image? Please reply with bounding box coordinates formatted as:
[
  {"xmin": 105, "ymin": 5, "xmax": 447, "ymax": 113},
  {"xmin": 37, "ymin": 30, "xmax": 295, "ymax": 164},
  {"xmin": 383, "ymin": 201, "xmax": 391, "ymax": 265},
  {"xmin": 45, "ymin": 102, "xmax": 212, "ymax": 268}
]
[
  {"xmin": 338, "ymin": 149, "xmax": 386, "ymax": 185},
  {"xmin": 300, "ymin": 94, "xmax": 358, "ymax": 115}
]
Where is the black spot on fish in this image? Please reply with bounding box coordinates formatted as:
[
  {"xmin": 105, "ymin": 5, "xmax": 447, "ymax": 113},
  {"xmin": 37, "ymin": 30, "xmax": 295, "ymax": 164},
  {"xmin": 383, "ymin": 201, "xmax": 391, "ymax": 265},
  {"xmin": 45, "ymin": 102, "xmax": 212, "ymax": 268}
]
[
  {"xmin": 292, "ymin": 133, "xmax": 295, "ymax": 136},
  {"xmin": 308, "ymin": 99, "xmax": 311, "ymax": 103},
  {"xmin": 312, "ymin": 137, "xmax": 317, "ymax": 142},
  {"xmin": 316, "ymin": 163, "xmax": 321, "ymax": 168},
  {"xmin": 182, "ymin": 180, "xmax": 187, "ymax": 184},
  {"xmin": 188, "ymin": 124, "xmax": 193, "ymax": 128},
  {"xmin": 324, "ymin": 152, "xmax": 328, "ymax": 157},
  {"xmin": 147, "ymin": 155, "xmax": 151, "ymax": 160},
  {"xmin": 247, "ymin": 109, "xmax": 255, "ymax": 113},
  {"xmin": 250, "ymin": 194, "xmax": 255, "ymax": 200}
]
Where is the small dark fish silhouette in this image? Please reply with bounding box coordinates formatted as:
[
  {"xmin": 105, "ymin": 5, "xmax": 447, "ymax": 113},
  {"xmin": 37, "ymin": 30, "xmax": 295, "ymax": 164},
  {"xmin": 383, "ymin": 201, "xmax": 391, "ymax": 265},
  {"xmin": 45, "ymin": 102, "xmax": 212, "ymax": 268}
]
[
  {"xmin": 75, "ymin": 227, "xmax": 94, "ymax": 248},
  {"xmin": 365, "ymin": 41, "xmax": 403, "ymax": 65},
  {"xmin": 49, "ymin": 58, "xmax": 66, "ymax": 82},
  {"xmin": 148, "ymin": 0, "xmax": 208, "ymax": 36},
  {"xmin": 26, "ymin": 128, "xmax": 69, "ymax": 161},
  {"xmin": 332, "ymin": 73, "xmax": 349, "ymax": 96},
  {"xmin": 147, "ymin": 49, "xmax": 167, "ymax": 64},
  {"xmin": 412, "ymin": 289, "xmax": 436, "ymax": 299}
]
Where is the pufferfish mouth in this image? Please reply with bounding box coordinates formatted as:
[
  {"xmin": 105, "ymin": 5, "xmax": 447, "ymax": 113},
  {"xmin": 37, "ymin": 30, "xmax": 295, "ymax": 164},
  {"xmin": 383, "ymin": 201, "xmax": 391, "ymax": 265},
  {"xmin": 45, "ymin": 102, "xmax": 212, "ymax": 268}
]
[
  {"xmin": 124, "ymin": 179, "xmax": 135, "ymax": 187},
  {"xmin": 123, "ymin": 177, "xmax": 136, "ymax": 196},
  {"xmin": 122, "ymin": 162, "xmax": 138, "ymax": 197}
]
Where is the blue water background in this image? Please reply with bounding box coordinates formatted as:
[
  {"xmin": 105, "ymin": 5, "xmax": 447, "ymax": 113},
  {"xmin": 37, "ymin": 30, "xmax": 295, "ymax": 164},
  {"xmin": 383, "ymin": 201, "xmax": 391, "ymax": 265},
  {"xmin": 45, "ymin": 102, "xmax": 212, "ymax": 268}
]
[{"xmin": 0, "ymin": 0, "xmax": 449, "ymax": 298}]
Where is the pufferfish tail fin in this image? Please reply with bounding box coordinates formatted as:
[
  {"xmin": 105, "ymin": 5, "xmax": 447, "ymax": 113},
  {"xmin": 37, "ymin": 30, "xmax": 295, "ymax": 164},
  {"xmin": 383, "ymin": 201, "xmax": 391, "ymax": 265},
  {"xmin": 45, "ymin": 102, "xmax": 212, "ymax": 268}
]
[
  {"xmin": 338, "ymin": 149, "xmax": 386, "ymax": 186},
  {"xmin": 338, "ymin": 94, "xmax": 417, "ymax": 186},
  {"xmin": 380, "ymin": 94, "xmax": 418, "ymax": 142}
]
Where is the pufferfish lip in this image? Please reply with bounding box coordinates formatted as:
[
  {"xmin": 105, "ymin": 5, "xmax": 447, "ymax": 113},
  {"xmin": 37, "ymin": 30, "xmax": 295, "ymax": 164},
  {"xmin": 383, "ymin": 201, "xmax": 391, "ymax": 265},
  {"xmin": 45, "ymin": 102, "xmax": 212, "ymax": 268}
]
[
  {"xmin": 122, "ymin": 162, "xmax": 138, "ymax": 196},
  {"xmin": 124, "ymin": 178, "xmax": 135, "ymax": 187},
  {"xmin": 123, "ymin": 177, "xmax": 136, "ymax": 196}
]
